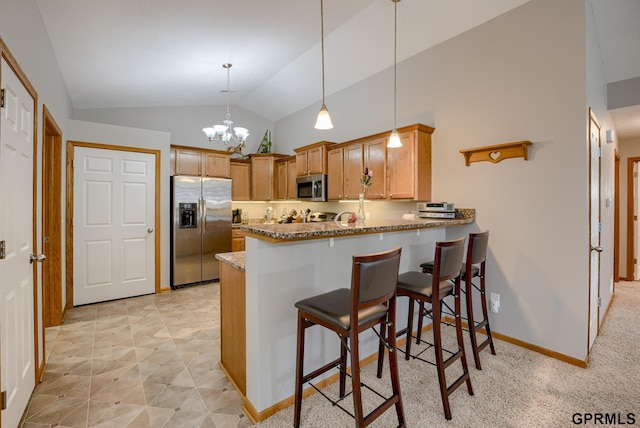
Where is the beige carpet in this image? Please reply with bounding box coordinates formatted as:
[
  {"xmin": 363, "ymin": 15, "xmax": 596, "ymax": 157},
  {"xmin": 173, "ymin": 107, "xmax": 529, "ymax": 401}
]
[{"xmin": 257, "ymin": 282, "xmax": 639, "ymax": 427}]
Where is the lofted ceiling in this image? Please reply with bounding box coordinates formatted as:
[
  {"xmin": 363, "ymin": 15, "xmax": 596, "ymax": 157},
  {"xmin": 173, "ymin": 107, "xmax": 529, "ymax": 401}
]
[{"xmin": 36, "ymin": 0, "xmax": 640, "ymax": 138}]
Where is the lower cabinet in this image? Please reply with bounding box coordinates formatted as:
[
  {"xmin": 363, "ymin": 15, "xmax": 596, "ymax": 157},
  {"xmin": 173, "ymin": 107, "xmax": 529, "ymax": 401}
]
[
  {"xmin": 232, "ymin": 229, "xmax": 245, "ymax": 252},
  {"xmin": 219, "ymin": 261, "xmax": 246, "ymax": 395}
]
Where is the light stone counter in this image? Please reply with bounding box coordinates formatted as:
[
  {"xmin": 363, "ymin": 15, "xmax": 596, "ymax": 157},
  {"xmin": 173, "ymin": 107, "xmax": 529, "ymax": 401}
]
[{"xmin": 242, "ymin": 209, "xmax": 474, "ymax": 242}]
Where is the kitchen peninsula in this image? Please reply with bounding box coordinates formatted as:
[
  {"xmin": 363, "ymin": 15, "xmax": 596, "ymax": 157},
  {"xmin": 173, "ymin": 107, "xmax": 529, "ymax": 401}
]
[{"xmin": 215, "ymin": 210, "xmax": 475, "ymax": 423}]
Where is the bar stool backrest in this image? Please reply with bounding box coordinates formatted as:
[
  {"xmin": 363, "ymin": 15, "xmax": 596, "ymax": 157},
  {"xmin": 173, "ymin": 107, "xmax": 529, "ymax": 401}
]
[
  {"xmin": 434, "ymin": 237, "xmax": 466, "ymax": 282},
  {"xmin": 352, "ymin": 247, "xmax": 402, "ymax": 308},
  {"xmin": 467, "ymin": 231, "xmax": 489, "ymax": 266}
]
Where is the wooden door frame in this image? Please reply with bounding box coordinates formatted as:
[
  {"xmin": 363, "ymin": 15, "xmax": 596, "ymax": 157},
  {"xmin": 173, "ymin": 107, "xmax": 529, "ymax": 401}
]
[
  {"xmin": 625, "ymin": 156, "xmax": 640, "ymax": 280},
  {"xmin": 42, "ymin": 105, "xmax": 64, "ymax": 326},
  {"xmin": 614, "ymin": 149, "xmax": 620, "ymax": 283},
  {"xmin": 66, "ymin": 141, "xmax": 162, "ymax": 307}
]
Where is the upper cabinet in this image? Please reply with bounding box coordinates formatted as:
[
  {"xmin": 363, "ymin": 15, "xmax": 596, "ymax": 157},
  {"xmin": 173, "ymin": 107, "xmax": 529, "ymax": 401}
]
[
  {"xmin": 363, "ymin": 137, "xmax": 387, "ymax": 200},
  {"xmin": 275, "ymin": 156, "xmax": 297, "ymax": 200},
  {"xmin": 387, "ymin": 125, "xmax": 433, "ymax": 200},
  {"xmin": 294, "ymin": 141, "xmax": 334, "ymax": 176},
  {"xmin": 251, "ymin": 154, "xmax": 286, "ymax": 201},
  {"xmin": 326, "ymin": 124, "xmax": 434, "ymax": 201},
  {"xmin": 230, "ymin": 160, "xmax": 251, "ymax": 201},
  {"xmin": 172, "ymin": 146, "xmax": 231, "ymax": 178}
]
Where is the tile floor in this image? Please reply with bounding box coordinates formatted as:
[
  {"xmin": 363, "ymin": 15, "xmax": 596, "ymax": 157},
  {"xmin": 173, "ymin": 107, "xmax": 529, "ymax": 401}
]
[{"xmin": 21, "ymin": 283, "xmax": 253, "ymax": 428}]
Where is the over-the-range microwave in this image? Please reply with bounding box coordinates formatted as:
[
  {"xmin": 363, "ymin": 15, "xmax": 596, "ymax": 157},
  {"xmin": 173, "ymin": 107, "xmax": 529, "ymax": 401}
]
[{"xmin": 296, "ymin": 174, "xmax": 327, "ymax": 202}]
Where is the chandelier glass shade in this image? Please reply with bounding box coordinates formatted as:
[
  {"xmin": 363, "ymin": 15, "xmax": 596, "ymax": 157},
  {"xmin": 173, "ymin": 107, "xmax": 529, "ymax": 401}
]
[{"xmin": 202, "ymin": 63, "xmax": 250, "ymax": 151}]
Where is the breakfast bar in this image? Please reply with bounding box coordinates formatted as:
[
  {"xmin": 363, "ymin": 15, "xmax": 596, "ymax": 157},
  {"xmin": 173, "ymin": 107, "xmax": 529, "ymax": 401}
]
[{"xmin": 216, "ymin": 210, "xmax": 475, "ymax": 423}]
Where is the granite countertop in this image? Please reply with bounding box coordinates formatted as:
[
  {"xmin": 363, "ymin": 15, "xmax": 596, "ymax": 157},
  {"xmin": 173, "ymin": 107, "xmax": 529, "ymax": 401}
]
[
  {"xmin": 215, "ymin": 251, "xmax": 246, "ymax": 271},
  {"xmin": 241, "ymin": 209, "xmax": 474, "ymax": 242}
]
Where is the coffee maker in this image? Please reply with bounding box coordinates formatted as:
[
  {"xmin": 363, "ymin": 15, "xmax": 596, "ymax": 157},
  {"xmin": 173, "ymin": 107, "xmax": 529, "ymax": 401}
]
[{"xmin": 232, "ymin": 208, "xmax": 242, "ymax": 224}]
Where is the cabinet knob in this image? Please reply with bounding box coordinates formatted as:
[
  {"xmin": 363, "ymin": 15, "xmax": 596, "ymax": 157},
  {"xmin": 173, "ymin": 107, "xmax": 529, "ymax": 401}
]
[{"xmin": 389, "ymin": 194, "xmax": 393, "ymax": 198}]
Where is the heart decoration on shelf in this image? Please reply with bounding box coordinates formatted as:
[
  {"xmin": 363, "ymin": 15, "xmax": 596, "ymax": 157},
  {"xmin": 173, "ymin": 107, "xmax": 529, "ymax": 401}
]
[{"xmin": 489, "ymin": 151, "xmax": 501, "ymax": 161}]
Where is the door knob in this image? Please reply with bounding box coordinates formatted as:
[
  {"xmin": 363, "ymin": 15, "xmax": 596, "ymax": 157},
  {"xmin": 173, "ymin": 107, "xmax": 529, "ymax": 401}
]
[
  {"xmin": 147, "ymin": 228, "xmax": 154, "ymax": 233},
  {"xmin": 30, "ymin": 254, "xmax": 46, "ymax": 264},
  {"xmin": 591, "ymin": 246, "xmax": 603, "ymax": 253}
]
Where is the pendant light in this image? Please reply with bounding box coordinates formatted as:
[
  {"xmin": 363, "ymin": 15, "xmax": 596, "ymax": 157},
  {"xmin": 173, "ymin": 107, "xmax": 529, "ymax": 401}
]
[
  {"xmin": 387, "ymin": 0, "xmax": 402, "ymax": 148},
  {"xmin": 314, "ymin": 0, "xmax": 333, "ymax": 130}
]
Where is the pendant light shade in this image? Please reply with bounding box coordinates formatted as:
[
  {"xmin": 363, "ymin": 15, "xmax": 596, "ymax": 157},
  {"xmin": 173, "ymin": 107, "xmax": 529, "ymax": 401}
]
[
  {"xmin": 315, "ymin": 103, "xmax": 333, "ymax": 130},
  {"xmin": 388, "ymin": 0, "xmax": 402, "ymax": 148},
  {"xmin": 315, "ymin": 0, "xmax": 333, "ymax": 130}
]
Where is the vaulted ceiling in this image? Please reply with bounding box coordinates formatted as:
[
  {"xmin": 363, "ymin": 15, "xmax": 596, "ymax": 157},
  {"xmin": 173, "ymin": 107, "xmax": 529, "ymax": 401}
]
[{"xmin": 36, "ymin": 0, "xmax": 640, "ymax": 138}]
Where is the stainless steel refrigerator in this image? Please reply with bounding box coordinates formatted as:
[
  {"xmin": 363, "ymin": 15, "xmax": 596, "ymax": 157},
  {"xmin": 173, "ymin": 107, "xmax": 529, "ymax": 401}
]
[{"xmin": 170, "ymin": 176, "xmax": 232, "ymax": 288}]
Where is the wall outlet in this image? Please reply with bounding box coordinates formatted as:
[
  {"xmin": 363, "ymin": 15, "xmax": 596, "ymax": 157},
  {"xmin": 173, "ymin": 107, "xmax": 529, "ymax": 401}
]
[{"xmin": 490, "ymin": 293, "xmax": 500, "ymax": 313}]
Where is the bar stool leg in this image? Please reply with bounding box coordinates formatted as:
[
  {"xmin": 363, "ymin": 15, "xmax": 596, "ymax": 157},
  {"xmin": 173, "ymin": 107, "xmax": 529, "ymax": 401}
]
[
  {"xmin": 349, "ymin": 329, "xmax": 366, "ymax": 426},
  {"xmin": 294, "ymin": 312, "xmax": 307, "ymax": 428},
  {"xmin": 454, "ymin": 279, "xmax": 474, "ymax": 397},
  {"xmin": 431, "ymin": 292, "xmax": 452, "ymax": 420},
  {"xmin": 387, "ymin": 299, "xmax": 406, "ymax": 426},
  {"xmin": 404, "ymin": 297, "xmax": 415, "ymax": 360}
]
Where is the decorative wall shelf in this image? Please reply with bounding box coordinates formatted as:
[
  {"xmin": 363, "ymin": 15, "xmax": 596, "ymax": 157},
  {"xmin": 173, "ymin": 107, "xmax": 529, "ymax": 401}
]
[{"xmin": 460, "ymin": 141, "xmax": 532, "ymax": 166}]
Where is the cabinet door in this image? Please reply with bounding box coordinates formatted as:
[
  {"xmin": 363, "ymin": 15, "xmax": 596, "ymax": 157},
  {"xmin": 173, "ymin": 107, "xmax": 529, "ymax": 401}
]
[
  {"xmin": 388, "ymin": 132, "xmax": 416, "ymax": 199},
  {"xmin": 276, "ymin": 160, "xmax": 288, "ymax": 200},
  {"xmin": 327, "ymin": 148, "xmax": 344, "ymax": 200},
  {"xmin": 296, "ymin": 152, "xmax": 308, "ymax": 176},
  {"xmin": 230, "ymin": 161, "xmax": 251, "ymax": 201},
  {"xmin": 175, "ymin": 149, "xmax": 201, "ymax": 176},
  {"xmin": 231, "ymin": 229, "xmax": 245, "ymax": 252},
  {"xmin": 251, "ymin": 156, "xmax": 274, "ymax": 201},
  {"xmin": 343, "ymin": 143, "xmax": 363, "ymax": 199},
  {"xmin": 307, "ymin": 146, "xmax": 325, "ymax": 175},
  {"xmin": 204, "ymin": 152, "xmax": 230, "ymax": 178},
  {"xmin": 287, "ymin": 159, "xmax": 298, "ymax": 199},
  {"xmin": 363, "ymin": 137, "xmax": 386, "ymax": 199}
]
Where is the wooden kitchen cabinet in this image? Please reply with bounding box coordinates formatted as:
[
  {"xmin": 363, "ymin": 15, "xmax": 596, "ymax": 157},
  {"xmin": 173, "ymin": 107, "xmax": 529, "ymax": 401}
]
[
  {"xmin": 219, "ymin": 261, "xmax": 246, "ymax": 395},
  {"xmin": 251, "ymin": 154, "xmax": 286, "ymax": 201},
  {"xmin": 363, "ymin": 137, "xmax": 387, "ymax": 199},
  {"xmin": 203, "ymin": 151, "xmax": 231, "ymax": 178},
  {"xmin": 275, "ymin": 156, "xmax": 297, "ymax": 200},
  {"xmin": 387, "ymin": 125, "xmax": 433, "ymax": 200},
  {"xmin": 230, "ymin": 160, "xmax": 251, "ymax": 201},
  {"xmin": 343, "ymin": 143, "xmax": 364, "ymax": 199},
  {"xmin": 294, "ymin": 141, "xmax": 334, "ymax": 176},
  {"xmin": 231, "ymin": 228, "xmax": 245, "ymax": 252},
  {"xmin": 173, "ymin": 146, "xmax": 231, "ymax": 178},
  {"xmin": 174, "ymin": 148, "xmax": 202, "ymax": 176},
  {"xmin": 327, "ymin": 147, "xmax": 344, "ymax": 200}
]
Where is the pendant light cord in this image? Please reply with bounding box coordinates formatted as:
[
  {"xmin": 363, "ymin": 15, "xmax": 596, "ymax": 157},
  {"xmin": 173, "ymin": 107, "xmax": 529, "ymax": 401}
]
[
  {"xmin": 320, "ymin": 0, "xmax": 326, "ymax": 104},
  {"xmin": 393, "ymin": 0, "xmax": 397, "ymax": 130}
]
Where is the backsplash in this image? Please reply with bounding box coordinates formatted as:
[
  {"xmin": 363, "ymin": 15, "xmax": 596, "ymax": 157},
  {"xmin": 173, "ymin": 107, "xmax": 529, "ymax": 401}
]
[{"xmin": 232, "ymin": 200, "xmax": 424, "ymax": 223}]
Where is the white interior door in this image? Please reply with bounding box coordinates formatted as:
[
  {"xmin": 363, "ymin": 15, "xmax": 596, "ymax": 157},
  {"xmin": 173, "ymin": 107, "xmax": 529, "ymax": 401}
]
[
  {"xmin": 0, "ymin": 58, "xmax": 36, "ymax": 428},
  {"xmin": 588, "ymin": 110, "xmax": 602, "ymax": 350},
  {"xmin": 73, "ymin": 146, "xmax": 156, "ymax": 305}
]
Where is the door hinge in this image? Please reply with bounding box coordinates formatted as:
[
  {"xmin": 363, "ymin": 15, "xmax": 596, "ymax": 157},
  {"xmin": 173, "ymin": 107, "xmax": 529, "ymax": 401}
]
[
  {"xmin": 1, "ymin": 390, "xmax": 6, "ymax": 410},
  {"xmin": 0, "ymin": 240, "xmax": 5, "ymax": 260},
  {"xmin": 0, "ymin": 88, "xmax": 5, "ymax": 108},
  {"xmin": 635, "ymin": 215, "xmax": 638, "ymax": 221},
  {"xmin": 597, "ymin": 297, "xmax": 601, "ymax": 307}
]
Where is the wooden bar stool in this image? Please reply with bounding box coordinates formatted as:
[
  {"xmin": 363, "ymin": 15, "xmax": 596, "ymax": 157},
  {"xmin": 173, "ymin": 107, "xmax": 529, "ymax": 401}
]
[
  {"xmin": 293, "ymin": 247, "xmax": 405, "ymax": 428},
  {"xmin": 419, "ymin": 231, "xmax": 496, "ymax": 370},
  {"xmin": 378, "ymin": 237, "xmax": 473, "ymax": 420}
]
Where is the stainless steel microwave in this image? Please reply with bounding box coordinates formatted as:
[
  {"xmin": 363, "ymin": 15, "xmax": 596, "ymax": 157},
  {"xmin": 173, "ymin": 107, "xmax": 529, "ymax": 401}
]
[{"xmin": 296, "ymin": 174, "xmax": 327, "ymax": 202}]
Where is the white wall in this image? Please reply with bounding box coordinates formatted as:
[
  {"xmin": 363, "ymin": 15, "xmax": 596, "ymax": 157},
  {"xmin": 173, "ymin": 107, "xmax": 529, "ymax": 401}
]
[
  {"xmin": 274, "ymin": 0, "xmax": 602, "ymax": 361},
  {"xmin": 68, "ymin": 120, "xmax": 172, "ymax": 289},
  {"xmin": 74, "ymin": 105, "xmax": 274, "ymax": 156}
]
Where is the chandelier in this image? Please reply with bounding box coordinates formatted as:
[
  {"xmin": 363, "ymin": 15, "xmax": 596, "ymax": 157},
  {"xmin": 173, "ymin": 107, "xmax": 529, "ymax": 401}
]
[{"xmin": 202, "ymin": 63, "xmax": 250, "ymax": 156}]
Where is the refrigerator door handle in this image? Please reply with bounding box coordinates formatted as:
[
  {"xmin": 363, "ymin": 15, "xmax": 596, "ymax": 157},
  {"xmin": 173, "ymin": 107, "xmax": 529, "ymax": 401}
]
[{"xmin": 201, "ymin": 197, "xmax": 206, "ymax": 232}]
